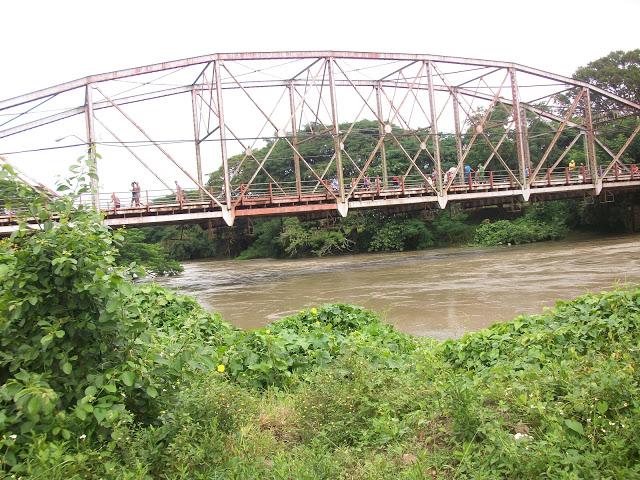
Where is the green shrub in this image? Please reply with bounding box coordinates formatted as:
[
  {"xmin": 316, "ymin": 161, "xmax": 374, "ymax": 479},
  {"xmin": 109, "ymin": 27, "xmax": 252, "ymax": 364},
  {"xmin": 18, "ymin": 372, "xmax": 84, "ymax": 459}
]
[
  {"xmin": 222, "ymin": 304, "xmax": 416, "ymax": 389},
  {"xmin": 0, "ymin": 165, "xmax": 232, "ymax": 473},
  {"xmin": 116, "ymin": 228, "xmax": 183, "ymax": 275},
  {"xmin": 369, "ymin": 218, "xmax": 433, "ymax": 252},
  {"xmin": 473, "ymin": 217, "xmax": 566, "ymax": 246}
]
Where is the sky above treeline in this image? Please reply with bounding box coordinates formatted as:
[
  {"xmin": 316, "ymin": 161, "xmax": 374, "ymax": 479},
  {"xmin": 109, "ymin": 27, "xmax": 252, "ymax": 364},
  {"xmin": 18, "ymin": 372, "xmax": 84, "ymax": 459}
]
[{"xmin": 2, "ymin": 0, "xmax": 638, "ymax": 98}]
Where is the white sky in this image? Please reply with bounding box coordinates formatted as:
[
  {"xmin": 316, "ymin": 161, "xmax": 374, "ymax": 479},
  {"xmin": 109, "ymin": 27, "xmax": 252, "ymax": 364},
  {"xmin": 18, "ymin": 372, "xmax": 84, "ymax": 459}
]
[{"xmin": 1, "ymin": 0, "xmax": 638, "ymax": 197}]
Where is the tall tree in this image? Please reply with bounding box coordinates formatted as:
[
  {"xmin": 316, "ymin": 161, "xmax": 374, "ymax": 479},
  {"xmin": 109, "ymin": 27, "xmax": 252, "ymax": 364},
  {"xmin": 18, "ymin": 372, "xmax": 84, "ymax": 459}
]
[{"xmin": 573, "ymin": 49, "xmax": 640, "ymax": 105}]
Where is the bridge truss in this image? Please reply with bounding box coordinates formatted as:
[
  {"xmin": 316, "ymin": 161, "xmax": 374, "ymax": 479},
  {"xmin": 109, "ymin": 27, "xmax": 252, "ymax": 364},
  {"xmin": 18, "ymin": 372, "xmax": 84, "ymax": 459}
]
[{"xmin": 0, "ymin": 51, "xmax": 639, "ymax": 229}]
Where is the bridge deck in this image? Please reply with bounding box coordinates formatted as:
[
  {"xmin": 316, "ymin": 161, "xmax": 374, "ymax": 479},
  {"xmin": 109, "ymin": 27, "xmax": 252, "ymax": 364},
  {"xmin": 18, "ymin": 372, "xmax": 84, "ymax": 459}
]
[{"xmin": 1, "ymin": 169, "xmax": 638, "ymax": 233}]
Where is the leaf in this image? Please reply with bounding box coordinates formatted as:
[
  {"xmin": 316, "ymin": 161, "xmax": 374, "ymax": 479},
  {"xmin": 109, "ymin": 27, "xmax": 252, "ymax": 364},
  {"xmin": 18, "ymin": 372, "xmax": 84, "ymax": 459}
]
[
  {"xmin": 104, "ymin": 383, "xmax": 117, "ymax": 393},
  {"xmin": 565, "ymin": 419, "xmax": 584, "ymax": 435},
  {"xmin": 27, "ymin": 396, "xmax": 42, "ymax": 415},
  {"xmin": 120, "ymin": 371, "xmax": 135, "ymax": 387},
  {"xmin": 4, "ymin": 450, "xmax": 17, "ymax": 466},
  {"xmin": 93, "ymin": 408, "xmax": 107, "ymax": 423},
  {"xmin": 146, "ymin": 386, "xmax": 158, "ymax": 398},
  {"xmin": 84, "ymin": 386, "xmax": 97, "ymax": 397},
  {"xmin": 596, "ymin": 401, "xmax": 609, "ymax": 414},
  {"xmin": 61, "ymin": 362, "xmax": 72, "ymax": 375},
  {"xmin": 40, "ymin": 334, "xmax": 54, "ymax": 347}
]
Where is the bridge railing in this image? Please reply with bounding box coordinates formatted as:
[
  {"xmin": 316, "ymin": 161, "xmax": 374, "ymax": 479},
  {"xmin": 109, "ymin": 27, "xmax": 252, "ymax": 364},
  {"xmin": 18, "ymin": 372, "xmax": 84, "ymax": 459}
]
[
  {"xmin": 84, "ymin": 164, "xmax": 640, "ymax": 212},
  {"xmin": 3, "ymin": 164, "xmax": 638, "ymax": 222}
]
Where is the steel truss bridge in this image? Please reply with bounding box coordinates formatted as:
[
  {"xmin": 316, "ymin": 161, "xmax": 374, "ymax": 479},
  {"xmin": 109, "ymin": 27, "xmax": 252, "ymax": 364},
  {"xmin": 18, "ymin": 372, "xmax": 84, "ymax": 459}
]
[{"xmin": 0, "ymin": 51, "xmax": 639, "ymax": 232}]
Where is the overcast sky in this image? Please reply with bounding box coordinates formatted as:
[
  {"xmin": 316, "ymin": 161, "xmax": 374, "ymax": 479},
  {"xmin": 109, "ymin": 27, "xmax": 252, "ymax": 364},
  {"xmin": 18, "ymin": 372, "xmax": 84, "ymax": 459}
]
[
  {"xmin": 1, "ymin": 0, "xmax": 638, "ymax": 195},
  {"xmin": 3, "ymin": 0, "xmax": 639, "ymax": 97}
]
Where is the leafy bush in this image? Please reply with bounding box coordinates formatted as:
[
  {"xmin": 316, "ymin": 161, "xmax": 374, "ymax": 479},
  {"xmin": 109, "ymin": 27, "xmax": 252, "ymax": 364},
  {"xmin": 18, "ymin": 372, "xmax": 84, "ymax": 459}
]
[
  {"xmin": 236, "ymin": 219, "xmax": 284, "ymax": 259},
  {"xmin": 222, "ymin": 304, "xmax": 416, "ymax": 389},
  {"xmin": 279, "ymin": 217, "xmax": 354, "ymax": 257},
  {"xmin": 473, "ymin": 217, "xmax": 567, "ymax": 246},
  {"xmin": 116, "ymin": 228, "xmax": 183, "ymax": 275},
  {"xmin": 368, "ymin": 218, "xmax": 433, "ymax": 252},
  {"xmin": 0, "ymin": 165, "xmax": 232, "ymax": 472},
  {"xmin": 430, "ymin": 210, "xmax": 475, "ymax": 245},
  {"xmin": 441, "ymin": 288, "xmax": 640, "ymax": 371}
]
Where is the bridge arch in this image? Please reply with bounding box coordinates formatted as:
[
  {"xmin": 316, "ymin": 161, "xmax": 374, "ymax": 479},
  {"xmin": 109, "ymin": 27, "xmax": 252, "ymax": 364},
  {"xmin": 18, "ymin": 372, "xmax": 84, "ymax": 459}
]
[{"xmin": 1, "ymin": 51, "xmax": 639, "ymax": 229}]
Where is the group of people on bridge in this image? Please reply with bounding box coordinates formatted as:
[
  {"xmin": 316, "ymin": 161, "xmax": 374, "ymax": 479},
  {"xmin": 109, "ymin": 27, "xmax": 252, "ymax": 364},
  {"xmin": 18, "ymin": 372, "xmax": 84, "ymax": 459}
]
[{"xmin": 109, "ymin": 180, "xmax": 186, "ymax": 211}]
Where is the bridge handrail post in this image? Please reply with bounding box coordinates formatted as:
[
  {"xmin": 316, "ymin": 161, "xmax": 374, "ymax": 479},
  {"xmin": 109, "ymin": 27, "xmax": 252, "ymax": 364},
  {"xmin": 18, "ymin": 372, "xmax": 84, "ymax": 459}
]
[
  {"xmin": 468, "ymin": 171, "xmax": 473, "ymax": 190},
  {"xmin": 146, "ymin": 190, "xmax": 149, "ymax": 212},
  {"xmin": 401, "ymin": 176, "xmax": 405, "ymax": 195},
  {"xmin": 546, "ymin": 168, "xmax": 551, "ymax": 187},
  {"xmin": 615, "ymin": 163, "xmax": 619, "ymax": 180},
  {"xmin": 268, "ymin": 182, "xmax": 273, "ymax": 203},
  {"xmin": 565, "ymin": 167, "xmax": 569, "ymax": 185},
  {"xmin": 239, "ymin": 184, "xmax": 246, "ymax": 206},
  {"xmin": 489, "ymin": 171, "xmax": 494, "ymax": 190},
  {"xmin": 376, "ymin": 176, "xmax": 380, "ymax": 195},
  {"xmin": 580, "ymin": 165, "xmax": 586, "ymax": 184}
]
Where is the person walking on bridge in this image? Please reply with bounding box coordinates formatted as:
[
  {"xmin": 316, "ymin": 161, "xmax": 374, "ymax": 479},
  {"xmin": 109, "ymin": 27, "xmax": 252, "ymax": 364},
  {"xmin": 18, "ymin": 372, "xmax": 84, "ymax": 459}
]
[
  {"xmin": 476, "ymin": 163, "xmax": 486, "ymax": 184},
  {"xmin": 110, "ymin": 192, "xmax": 121, "ymax": 211},
  {"xmin": 130, "ymin": 181, "xmax": 141, "ymax": 207},
  {"xmin": 175, "ymin": 181, "xmax": 186, "ymax": 204}
]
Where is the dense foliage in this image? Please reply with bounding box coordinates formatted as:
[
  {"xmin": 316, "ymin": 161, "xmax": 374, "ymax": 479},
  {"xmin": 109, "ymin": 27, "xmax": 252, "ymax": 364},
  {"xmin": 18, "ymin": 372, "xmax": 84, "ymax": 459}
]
[
  {"xmin": 0, "ymin": 165, "xmax": 234, "ymax": 470},
  {"xmin": 4, "ymin": 223, "xmax": 640, "ymax": 477},
  {"xmin": 115, "ymin": 228, "xmax": 183, "ymax": 276},
  {"xmin": 473, "ymin": 202, "xmax": 571, "ymax": 246}
]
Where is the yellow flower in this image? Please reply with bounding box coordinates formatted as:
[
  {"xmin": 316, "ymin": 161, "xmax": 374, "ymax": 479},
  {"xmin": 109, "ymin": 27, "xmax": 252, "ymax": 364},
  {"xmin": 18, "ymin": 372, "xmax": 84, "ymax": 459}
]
[
  {"xmin": 265, "ymin": 329, "xmax": 271, "ymax": 334},
  {"xmin": 310, "ymin": 307, "xmax": 318, "ymax": 315},
  {"xmin": 217, "ymin": 364, "xmax": 225, "ymax": 373}
]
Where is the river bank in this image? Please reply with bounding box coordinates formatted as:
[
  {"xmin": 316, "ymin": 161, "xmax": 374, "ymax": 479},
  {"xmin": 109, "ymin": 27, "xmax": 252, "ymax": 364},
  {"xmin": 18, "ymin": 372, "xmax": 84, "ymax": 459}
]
[
  {"xmin": 3, "ymin": 194, "xmax": 640, "ymax": 478},
  {"xmin": 155, "ymin": 232, "xmax": 640, "ymax": 338}
]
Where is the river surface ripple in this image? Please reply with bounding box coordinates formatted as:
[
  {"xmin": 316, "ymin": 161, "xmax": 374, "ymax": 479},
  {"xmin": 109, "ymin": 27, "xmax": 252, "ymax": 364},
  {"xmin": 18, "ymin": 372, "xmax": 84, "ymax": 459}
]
[{"xmin": 155, "ymin": 234, "xmax": 640, "ymax": 339}]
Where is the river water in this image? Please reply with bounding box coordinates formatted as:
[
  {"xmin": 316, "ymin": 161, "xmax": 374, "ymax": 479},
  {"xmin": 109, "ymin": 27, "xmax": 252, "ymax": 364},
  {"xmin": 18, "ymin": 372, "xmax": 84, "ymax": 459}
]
[{"xmin": 155, "ymin": 234, "xmax": 640, "ymax": 339}]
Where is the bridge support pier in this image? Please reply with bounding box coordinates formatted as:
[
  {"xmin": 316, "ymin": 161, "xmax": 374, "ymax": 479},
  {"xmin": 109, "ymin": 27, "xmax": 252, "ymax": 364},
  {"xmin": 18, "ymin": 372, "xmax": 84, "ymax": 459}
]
[
  {"xmin": 521, "ymin": 188, "xmax": 531, "ymax": 202},
  {"xmin": 437, "ymin": 194, "xmax": 448, "ymax": 209},
  {"xmin": 594, "ymin": 180, "xmax": 603, "ymax": 196},
  {"xmin": 337, "ymin": 202, "xmax": 348, "ymax": 217},
  {"xmin": 222, "ymin": 208, "xmax": 235, "ymax": 227}
]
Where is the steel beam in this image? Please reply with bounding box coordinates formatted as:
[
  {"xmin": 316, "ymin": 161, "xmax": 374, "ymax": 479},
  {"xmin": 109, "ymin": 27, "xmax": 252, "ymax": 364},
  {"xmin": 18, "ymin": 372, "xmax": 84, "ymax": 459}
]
[
  {"xmin": 530, "ymin": 89, "xmax": 584, "ymax": 181},
  {"xmin": 509, "ymin": 69, "xmax": 528, "ymax": 189},
  {"xmin": 426, "ymin": 61, "xmax": 443, "ymax": 198},
  {"xmin": 583, "ymin": 88, "xmax": 600, "ymax": 193},
  {"xmin": 93, "ymin": 85, "xmax": 223, "ymax": 209},
  {"xmin": 214, "ymin": 60, "xmax": 234, "ymax": 223},
  {"xmin": 327, "ymin": 58, "xmax": 346, "ymax": 210},
  {"xmin": 191, "ymin": 87, "xmax": 204, "ymax": 200},
  {"xmin": 84, "ymin": 85, "xmax": 99, "ymax": 207},
  {"xmin": 452, "ymin": 88, "xmax": 464, "ymax": 184},
  {"xmin": 375, "ymin": 83, "xmax": 389, "ymax": 188},
  {"xmin": 3, "ymin": 51, "xmax": 639, "ymax": 114},
  {"xmin": 288, "ymin": 83, "xmax": 302, "ymax": 198}
]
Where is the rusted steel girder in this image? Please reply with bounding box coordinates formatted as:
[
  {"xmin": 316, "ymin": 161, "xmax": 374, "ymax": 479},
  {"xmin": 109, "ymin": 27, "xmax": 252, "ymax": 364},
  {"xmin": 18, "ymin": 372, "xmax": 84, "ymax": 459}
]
[
  {"xmin": 3, "ymin": 51, "xmax": 639, "ymax": 112},
  {"xmin": 1, "ymin": 51, "xmax": 639, "ymax": 227}
]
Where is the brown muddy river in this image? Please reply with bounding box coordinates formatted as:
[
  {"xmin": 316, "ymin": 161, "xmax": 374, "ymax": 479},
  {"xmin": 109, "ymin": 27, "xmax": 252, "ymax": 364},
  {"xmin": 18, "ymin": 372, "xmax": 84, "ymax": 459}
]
[{"xmin": 155, "ymin": 234, "xmax": 640, "ymax": 339}]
